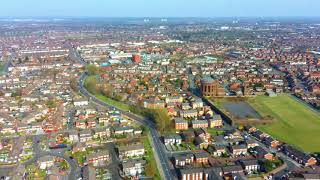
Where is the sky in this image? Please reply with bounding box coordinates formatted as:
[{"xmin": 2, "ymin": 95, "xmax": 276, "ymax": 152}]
[{"xmin": 0, "ymin": 0, "xmax": 320, "ymax": 18}]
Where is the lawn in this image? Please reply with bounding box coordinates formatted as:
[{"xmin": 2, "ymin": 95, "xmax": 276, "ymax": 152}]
[
  {"xmin": 141, "ymin": 136, "xmax": 161, "ymax": 180},
  {"xmin": 247, "ymin": 94, "xmax": 320, "ymax": 152}
]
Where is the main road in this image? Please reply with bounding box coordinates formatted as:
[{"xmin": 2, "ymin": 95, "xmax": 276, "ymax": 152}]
[
  {"xmin": 78, "ymin": 72, "xmax": 174, "ymax": 180},
  {"xmin": 70, "ymin": 45, "xmax": 174, "ymax": 180}
]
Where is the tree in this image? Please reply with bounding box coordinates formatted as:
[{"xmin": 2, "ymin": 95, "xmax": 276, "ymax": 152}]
[
  {"xmin": 153, "ymin": 108, "xmax": 171, "ymax": 133},
  {"xmin": 46, "ymin": 99, "xmax": 56, "ymax": 108},
  {"xmin": 145, "ymin": 163, "xmax": 156, "ymax": 177},
  {"xmin": 100, "ymin": 85, "xmax": 114, "ymax": 98},
  {"xmin": 84, "ymin": 76, "xmax": 99, "ymax": 94},
  {"xmin": 87, "ymin": 64, "xmax": 98, "ymax": 75},
  {"xmin": 70, "ymin": 79, "xmax": 78, "ymax": 92}
]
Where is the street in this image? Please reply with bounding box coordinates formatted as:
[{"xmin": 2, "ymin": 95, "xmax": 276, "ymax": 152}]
[{"xmin": 78, "ymin": 71, "xmax": 175, "ymax": 180}]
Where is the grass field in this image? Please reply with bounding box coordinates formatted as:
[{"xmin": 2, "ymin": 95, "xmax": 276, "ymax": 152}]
[{"xmin": 248, "ymin": 94, "xmax": 320, "ymax": 152}]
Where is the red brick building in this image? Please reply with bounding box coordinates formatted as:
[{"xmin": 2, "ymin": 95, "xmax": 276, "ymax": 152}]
[
  {"xmin": 175, "ymin": 118, "xmax": 188, "ymax": 130},
  {"xmin": 132, "ymin": 54, "xmax": 141, "ymax": 62}
]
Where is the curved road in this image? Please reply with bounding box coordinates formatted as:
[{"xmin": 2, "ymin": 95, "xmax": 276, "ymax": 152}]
[
  {"xmin": 69, "ymin": 44, "xmax": 174, "ymax": 179},
  {"xmin": 23, "ymin": 135, "xmax": 79, "ymax": 180},
  {"xmin": 78, "ymin": 72, "xmax": 174, "ymax": 180}
]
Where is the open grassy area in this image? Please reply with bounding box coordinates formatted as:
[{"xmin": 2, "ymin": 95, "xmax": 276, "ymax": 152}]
[
  {"xmin": 84, "ymin": 75, "xmax": 131, "ymax": 111},
  {"xmin": 247, "ymin": 94, "xmax": 320, "ymax": 152},
  {"xmin": 141, "ymin": 136, "xmax": 161, "ymax": 180}
]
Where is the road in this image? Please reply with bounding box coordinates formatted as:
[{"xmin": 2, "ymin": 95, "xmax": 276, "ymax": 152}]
[
  {"xmin": 244, "ymin": 132, "xmax": 300, "ymax": 179},
  {"xmin": 71, "ymin": 44, "xmax": 175, "ymax": 179},
  {"xmin": 105, "ymin": 142, "xmax": 122, "ymax": 180},
  {"xmin": 3, "ymin": 52, "xmax": 14, "ymax": 75},
  {"xmin": 66, "ymin": 108, "xmax": 76, "ymax": 130},
  {"xmin": 78, "ymin": 72, "xmax": 174, "ymax": 180},
  {"xmin": 22, "ymin": 135, "xmax": 80, "ymax": 180},
  {"xmin": 0, "ymin": 135, "xmax": 80, "ymax": 179}
]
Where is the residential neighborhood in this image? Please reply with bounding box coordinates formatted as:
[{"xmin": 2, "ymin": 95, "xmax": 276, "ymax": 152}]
[{"xmin": 0, "ymin": 11, "xmax": 319, "ymax": 180}]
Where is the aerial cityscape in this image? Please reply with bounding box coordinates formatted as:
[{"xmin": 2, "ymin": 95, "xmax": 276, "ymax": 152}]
[{"xmin": 0, "ymin": 1, "xmax": 320, "ymax": 180}]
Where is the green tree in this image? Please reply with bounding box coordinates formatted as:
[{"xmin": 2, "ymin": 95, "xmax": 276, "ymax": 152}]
[
  {"xmin": 84, "ymin": 76, "xmax": 99, "ymax": 94},
  {"xmin": 87, "ymin": 64, "xmax": 98, "ymax": 75},
  {"xmin": 153, "ymin": 108, "xmax": 171, "ymax": 133},
  {"xmin": 46, "ymin": 99, "xmax": 56, "ymax": 108}
]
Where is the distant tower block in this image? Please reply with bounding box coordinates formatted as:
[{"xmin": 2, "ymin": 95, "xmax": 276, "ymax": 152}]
[
  {"xmin": 132, "ymin": 54, "xmax": 141, "ymax": 63},
  {"xmin": 201, "ymin": 77, "xmax": 218, "ymax": 97}
]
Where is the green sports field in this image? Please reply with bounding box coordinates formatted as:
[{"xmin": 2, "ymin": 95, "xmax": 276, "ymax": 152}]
[{"xmin": 248, "ymin": 94, "xmax": 320, "ymax": 152}]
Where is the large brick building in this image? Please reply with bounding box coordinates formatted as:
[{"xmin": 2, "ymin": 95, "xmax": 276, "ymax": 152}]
[{"xmin": 201, "ymin": 77, "xmax": 218, "ymax": 97}]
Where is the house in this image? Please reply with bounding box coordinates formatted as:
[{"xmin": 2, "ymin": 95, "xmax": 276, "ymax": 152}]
[
  {"xmin": 75, "ymin": 120, "xmax": 87, "ymax": 129},
  {"xmin": 206, "ymin": 168, "xmax": 223, "ymax": 180},
  {"xmin": 194, "ymin": 151, "xmax": 209, "ymax": 164},
  {"xmin": 98, "ymin": 115, "xmax": 110, "ymax": 124},
  {"xmin": 86, "ymin": 119, "xmax": 96, "ymax": 128},
  {"xmin": 143, "ymin": 99, "xmax": 165, "ymax": 109},
  {"xmin": 251, "ymin": 130, "xmax": 268, "ymax": 140},
  {"xmin": 180, "ymin": 131, "xmax": 195, "ymax": 143},
  {"xmin": 163, "ymin": 135, "xmax": 182, "ymax": 145},
  {"xmin": 174, "ymin": 117, "xmax": 189, "ymax": 130},
  {"xmin": 113, "ymin": 126, "xmax": 134, "ymax": 135},
  {"xmin": 16, "ymin": 124, "xmax": 28, "ymax": 133},
  {"xmin": 86, "ymin": 150, "xmax": 109, "ymax": 165},
  {"xmin": 38, "ymin": 156, "xmax": 55, "ymax": 170},
  {"xmin": 224, "ymin": 129, "xmax": 243, "ymax": 140},
  {"xmin": 251, "ymin": 146, "xmax": 274, "ymax": 160},
  {"xmin": 174, "ymin": 153, "xmax": 194, "ymax": 167},
  {"xmin": 194, "ymin": 137, "xmax": 208, "ymax": 149},
  {"xmin": 207, "ymin": 145, "xmax": 226, "ymax": 157},
  {"xmin": 165, "ymin": 96, "xmax": 183, "ymax": 104},
  {"xmin": 1, "ymin": 125, "xmax": 16, "ymax": 134},
  {"xmin": 244, "ymin": 125, "xmax": 256, "ymax": 133},
  {"xmin": 118, "ymin": 143, "xmax": 145, "ymax": 159},
  {"xmin": 263, "ymin": 137, "xmax": 280, "ymax": 148},
  {"xmin": 179, "ymin": 167, "xmax": 204, "ymax": 180},
  {"xmin": 230, "ymin": 145, "xmax": 247, "ymax": 156},
  {"xmin": 79, "ymin": 129, "xmax": 92, "ymax": 143},
  {"xmin": 168, "ymin": 107, "xmax": 179, "ymax": 116},
  {"xmin": 192, "ymin": 99, "xmax": 203, "ymax": 109},
  {"xmin": 194, "ymin": 128, "xmax": 211, "ymax": 142},
  {"xmin": 94, "ymin": 128, "xmax": 110, "ymax": 138},
  {"xmin": 282, "ymin": 145, "xmax": 317, "ymax": 166},
  {"xmin": 68, "ymin": 130, "xmax": 79, "ymax": 143},
  {"xmin": 239, "ymin": 159, "xmax": 260, "ymax": 173},
  {"xmin": 192, "ymin": 120, "xmax": 208, "ymax": 129},
  {"xmin": 30, "ymin": 122, "xmax": 42, "ymax": 132},
  {"xmin": 246, "ymin": 140, "xmax": 259, "ymax": 149},
  {"xmin": 180, "ymin": 109, "xmax": 198, "ymax": 118},
  {"xmin": 73, "ymin": 98, "xmax": 89, "ymax": 106},
  {"xmin": 222, "ymin": 165, "xmax": 244, "ymax": 175},
  {"xmin": 182, "ymin": 103, "xmax": 191, "ymax": 110},
  {"xmin": 208, "ymin": 115, "xmax": 223, "ymax": 128},
  {"xmin": 122, "ymin": 159, "xmax": 146, "ymax": 177},
  {"xmin": 133, "ymin": 128, "xmax": 143, "ymax": 135}
]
